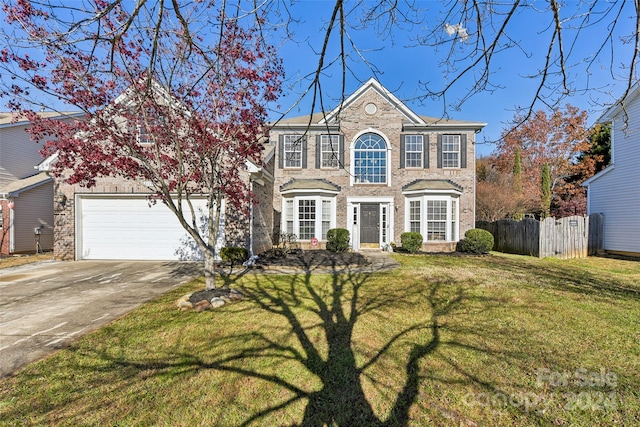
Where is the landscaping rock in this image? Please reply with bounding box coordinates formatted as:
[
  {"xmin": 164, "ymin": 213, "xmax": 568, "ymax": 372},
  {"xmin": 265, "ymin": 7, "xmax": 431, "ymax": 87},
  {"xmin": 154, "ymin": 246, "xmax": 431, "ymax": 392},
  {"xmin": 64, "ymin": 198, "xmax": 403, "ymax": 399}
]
[
  {"xmin": 178, "ymin": 300, "xmax": 193, "ymax": 310},
  {"xmin": 229, "ymin": 289, "xmax": 244, "ymax": 301},
  {"xmin": 210, "ymin": 297, "xmax": 226, "ymax": 308},
  {"xmin": 176, "ymin": 293, "xmax": 194, "ymax": 310},
  {"xmin": 193, "ymin": 300, "xmax": 212, "ymax": 312}
]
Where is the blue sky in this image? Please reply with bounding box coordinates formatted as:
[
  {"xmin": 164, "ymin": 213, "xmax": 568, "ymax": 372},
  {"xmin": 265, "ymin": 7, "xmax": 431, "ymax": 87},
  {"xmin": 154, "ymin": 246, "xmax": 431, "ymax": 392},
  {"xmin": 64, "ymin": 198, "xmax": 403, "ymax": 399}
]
[
  {"xmin": 272, "ymin": 1, "xmax": 638, "ymax": 157},
  {"xmin": 1, "ymin": 1, "xmax": 636, "ymax": 158}
]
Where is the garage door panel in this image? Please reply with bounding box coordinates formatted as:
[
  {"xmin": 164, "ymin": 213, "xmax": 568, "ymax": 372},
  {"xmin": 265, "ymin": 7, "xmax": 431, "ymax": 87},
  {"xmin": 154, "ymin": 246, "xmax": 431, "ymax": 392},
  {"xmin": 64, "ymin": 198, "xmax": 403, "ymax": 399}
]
[{"xmin": 78, "ymin": 196, "xmax": 221, "ymax": 260}]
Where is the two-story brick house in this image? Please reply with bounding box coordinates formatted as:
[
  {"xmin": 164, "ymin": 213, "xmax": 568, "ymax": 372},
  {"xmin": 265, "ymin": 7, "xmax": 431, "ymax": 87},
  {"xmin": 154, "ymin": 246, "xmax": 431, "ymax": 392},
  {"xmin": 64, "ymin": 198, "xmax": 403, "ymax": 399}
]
[{"xmin": 269, "ymin": 79, "xmax": 486, "ymax": 251}]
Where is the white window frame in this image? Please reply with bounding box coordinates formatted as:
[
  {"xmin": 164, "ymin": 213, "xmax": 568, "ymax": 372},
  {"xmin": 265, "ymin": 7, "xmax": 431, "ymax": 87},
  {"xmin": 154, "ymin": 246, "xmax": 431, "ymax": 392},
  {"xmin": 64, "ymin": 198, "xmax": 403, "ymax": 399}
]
[
  {"xmin": 321, "ymin": 199, "xmax": 332, "ymax": 239},
  {"xmin": 281, "ymin": 195, "xmax": 336, "ymax": 241},
  {"xmin": 426, "ymin": 199, "xmax": 448, "ymax": 241},
  {"xmin": 442, "ymin": 134, "xmax": 461, "ymax": 168},
  {"xmin": 350, "ymin": 129, "xmax": 392, "ymax": 187},
  {"xmin": 297, "ymin": 199, "xmax": 316, "ymax": 240},
  {"xmin": 283, "ymin": 135, "xmax": 303, "ymax": 169},
  {"xmin": 405, "ymin": 134, "xmax": 423, "ymax": 168},
  {"xmin": 409, "ymin": 200, "xmax": 421, "ymax": 233},
  {"xmin": 321, "ymin": 135, "xmax": 340, "ymax": 168},
  {"xmin": 284, "ymin": 199, "xmax": 294, "ymax": 235},
  {"xmin": 136, "ymin": 123, "xmax": 153, "ymax": 145},
  {"xmin": 404, "ymin": 195, "xmax": 459, "ymax": 242},
  {"xmin": 132, "ymin": 109, "xmax": 166, "ymax": 146}
]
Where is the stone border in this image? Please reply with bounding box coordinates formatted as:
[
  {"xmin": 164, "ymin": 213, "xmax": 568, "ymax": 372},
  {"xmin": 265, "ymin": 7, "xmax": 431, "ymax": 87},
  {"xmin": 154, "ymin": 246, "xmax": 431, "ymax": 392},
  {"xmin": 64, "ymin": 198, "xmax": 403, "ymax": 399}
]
[{"xmin": 176, "ymin": 288, "xmax": 244, "ymax": 312}]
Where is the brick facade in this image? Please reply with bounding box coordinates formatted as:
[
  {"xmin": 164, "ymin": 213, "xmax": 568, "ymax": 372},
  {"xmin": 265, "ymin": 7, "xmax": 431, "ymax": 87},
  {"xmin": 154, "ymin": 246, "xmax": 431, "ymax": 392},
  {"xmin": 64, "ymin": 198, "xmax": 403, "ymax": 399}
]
[
  {"xmin": 270, "ymin": 79, "xmax": 485, "ymax": 252},
  {"xmin": 49, "ymin": 79, "xmax": 483, "ymax": 259}
]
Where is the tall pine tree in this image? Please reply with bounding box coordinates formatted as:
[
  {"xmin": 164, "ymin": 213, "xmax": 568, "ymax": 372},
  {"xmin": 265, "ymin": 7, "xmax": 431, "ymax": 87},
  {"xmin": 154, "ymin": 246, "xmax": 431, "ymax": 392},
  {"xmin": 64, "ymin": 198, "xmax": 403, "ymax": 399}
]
[{"xmin": 541, "ymin": 164, "xmax": 551, "ymax": 218}]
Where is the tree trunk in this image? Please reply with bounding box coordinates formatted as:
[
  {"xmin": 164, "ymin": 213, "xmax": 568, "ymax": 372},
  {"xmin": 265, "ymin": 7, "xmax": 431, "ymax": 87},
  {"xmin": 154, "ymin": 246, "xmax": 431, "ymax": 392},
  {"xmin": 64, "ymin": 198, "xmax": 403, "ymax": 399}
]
[
  {"xmin": 204, "ymin": 191, "xmax": 223, "ymax": 290},
  {"xmin": 204, "ymin": 249, "xmax": 216, "ymax": 290}
]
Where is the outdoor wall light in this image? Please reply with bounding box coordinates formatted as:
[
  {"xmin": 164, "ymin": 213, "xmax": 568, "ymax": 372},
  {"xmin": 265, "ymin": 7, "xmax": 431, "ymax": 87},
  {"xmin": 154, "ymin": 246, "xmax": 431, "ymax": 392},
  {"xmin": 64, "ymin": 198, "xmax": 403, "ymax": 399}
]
[{"xmin": 55, "ymin": 192, "xmax": 67, "ymax": 208}]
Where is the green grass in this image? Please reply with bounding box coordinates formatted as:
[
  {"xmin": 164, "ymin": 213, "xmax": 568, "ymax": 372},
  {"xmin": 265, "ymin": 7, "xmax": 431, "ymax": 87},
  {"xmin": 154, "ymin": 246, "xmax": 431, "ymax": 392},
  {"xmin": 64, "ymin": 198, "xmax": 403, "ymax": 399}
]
[{"xmin": 1, "ymin": 253, "xmax": 639, "ymax": 426}]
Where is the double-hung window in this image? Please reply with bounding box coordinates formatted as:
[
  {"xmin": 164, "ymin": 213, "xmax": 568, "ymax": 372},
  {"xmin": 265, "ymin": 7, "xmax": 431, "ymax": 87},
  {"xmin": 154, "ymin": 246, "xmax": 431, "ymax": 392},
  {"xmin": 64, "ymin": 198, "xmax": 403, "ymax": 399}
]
[
  {"xmin": 129, "ymin": 106, "xmax": 167, "ymax": 146},
  {"xmin": 321, "ymin": 135, "xmax": 340, "ymax": 168},
  {"xmin": 284, "ymin": 135, "xmax": 303, "ymax": 168},
  {"xmin": 405, "ymin": 135, "xmax": 423, "ymax": 168},
  {"xmin": 426, "ymin": 200, "xmax": 447, "ymax": 240},
  {"xmin": 284, "ymin": 199, "xmax": 294, "ymax": 234},
  {"xmin": 442, "ymin": 135, "xmax": 460, "ymax": 168},
  {"xmin": 321, "ymin": 200, "xmax": 332, "ymax": 238},
  {"xmin": 298, "ymin": 200, "xmax": 316, "ymax": 240},
  {"xmin": 409, "ymin": 200, "xmax": 421, "ymax": 233}
]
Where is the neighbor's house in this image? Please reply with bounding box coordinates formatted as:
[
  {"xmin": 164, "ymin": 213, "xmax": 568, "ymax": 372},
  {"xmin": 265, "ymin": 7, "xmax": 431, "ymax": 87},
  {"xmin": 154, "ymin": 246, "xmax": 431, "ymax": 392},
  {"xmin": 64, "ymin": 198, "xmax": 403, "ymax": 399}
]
[
  {"xmin": 50, "ymin": 91, "xmax": 274, "ymax": 261},
  {"xmin": 582, "ymin": 84, "xmax": 640, "ymax": 257},
  {"xmin": 0, "ymin": 112, "xmax": 80, "ymax": 256},
  {"xmin": 269, "ymin": 79, "xmax": 486, "ymax": 251}
]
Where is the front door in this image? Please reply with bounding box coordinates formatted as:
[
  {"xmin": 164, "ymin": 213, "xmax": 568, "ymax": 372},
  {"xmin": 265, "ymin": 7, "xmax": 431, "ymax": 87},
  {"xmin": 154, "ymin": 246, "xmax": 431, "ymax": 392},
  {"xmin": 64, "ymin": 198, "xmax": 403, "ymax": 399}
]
[{"xmin": 360, "ymin": 203, "xmax": 379, "ymax": 247}]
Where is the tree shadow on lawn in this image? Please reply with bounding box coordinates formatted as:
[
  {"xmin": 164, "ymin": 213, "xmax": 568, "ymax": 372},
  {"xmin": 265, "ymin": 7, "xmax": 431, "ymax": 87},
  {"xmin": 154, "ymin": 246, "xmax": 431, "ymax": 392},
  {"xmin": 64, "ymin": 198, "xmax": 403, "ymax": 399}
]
[
  {"xmin": 100, "ymin": 262, "xmax": 551, "ymax": 426},
  {"xmin": 5, "ymin": 260, "xmax": 569, "ymax": 426},
  {"xmin": 480, "ymin": 255, "xmax": 640, "ymax": 302}
]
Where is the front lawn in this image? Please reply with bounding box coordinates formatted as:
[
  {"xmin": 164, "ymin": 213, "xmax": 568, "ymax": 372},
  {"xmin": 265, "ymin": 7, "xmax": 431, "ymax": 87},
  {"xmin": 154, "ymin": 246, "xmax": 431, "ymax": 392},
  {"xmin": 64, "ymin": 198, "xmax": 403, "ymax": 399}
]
[{"xmin": 1, "ymin": 253, "xmax": 638, "ymax": 426}]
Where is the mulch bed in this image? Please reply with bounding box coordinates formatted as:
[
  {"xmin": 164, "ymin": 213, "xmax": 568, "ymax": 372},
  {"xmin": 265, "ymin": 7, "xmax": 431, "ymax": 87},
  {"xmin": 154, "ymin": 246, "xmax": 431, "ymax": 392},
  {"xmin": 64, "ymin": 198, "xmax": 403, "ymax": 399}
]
[{"xmin": 253, "ymin": 249, "xmax": 370, "ymax": 268}]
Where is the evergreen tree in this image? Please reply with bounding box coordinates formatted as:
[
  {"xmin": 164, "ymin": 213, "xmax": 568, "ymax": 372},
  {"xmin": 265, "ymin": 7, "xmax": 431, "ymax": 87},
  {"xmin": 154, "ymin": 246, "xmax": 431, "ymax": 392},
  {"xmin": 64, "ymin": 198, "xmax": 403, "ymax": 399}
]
[
  {"xmin": 541, "ymin": 164, "xmax": 551, "ymax": 218},
  {"xmin": 513, "ymin": 147, "xmax": 523, "ymax": 195}
]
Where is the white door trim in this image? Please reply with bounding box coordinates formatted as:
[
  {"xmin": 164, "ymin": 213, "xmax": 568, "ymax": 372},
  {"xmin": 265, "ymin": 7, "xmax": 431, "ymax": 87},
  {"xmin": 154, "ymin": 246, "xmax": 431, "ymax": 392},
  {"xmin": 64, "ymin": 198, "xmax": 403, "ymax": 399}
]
[{"xmin": 346, "ymin": 196, "xmax": 395, "ymax": 250}]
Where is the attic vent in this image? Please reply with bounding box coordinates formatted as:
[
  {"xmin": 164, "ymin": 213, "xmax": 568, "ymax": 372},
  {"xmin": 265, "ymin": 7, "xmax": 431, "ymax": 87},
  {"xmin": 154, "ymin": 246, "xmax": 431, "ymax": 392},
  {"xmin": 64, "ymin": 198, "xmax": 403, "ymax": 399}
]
[{"xmin": 365, "ymin": 103, "xmax": 377, "ymax": 115}]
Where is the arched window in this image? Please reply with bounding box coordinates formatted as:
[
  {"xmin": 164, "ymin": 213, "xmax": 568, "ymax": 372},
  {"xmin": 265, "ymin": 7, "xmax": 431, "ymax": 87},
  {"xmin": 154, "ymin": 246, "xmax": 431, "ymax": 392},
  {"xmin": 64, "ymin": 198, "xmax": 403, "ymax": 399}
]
[{"xmin": 354, "ymin": 133, "xmax": 387, "ymax": 183}]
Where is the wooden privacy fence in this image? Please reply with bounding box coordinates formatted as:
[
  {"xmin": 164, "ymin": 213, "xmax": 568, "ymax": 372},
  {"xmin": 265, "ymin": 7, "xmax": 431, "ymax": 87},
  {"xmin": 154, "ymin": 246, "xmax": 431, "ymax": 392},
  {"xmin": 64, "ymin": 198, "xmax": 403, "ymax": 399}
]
[{"xmin": 477, "ymin": 213, "xmax": 604, "ymax": 259}]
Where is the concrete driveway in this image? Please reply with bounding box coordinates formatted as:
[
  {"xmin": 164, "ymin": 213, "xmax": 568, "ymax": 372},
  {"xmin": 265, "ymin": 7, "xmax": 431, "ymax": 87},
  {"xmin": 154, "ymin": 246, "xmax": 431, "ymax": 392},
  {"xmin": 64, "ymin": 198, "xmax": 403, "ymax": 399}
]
[{"xmin": 0, "ymin": 260, "xmax": 202, "ymax": 379}]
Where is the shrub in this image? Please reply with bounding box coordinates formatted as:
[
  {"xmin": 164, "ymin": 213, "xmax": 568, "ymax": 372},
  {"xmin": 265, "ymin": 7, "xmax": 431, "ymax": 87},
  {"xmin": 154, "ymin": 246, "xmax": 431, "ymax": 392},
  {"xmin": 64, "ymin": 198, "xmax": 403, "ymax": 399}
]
[
  {"xmin": 459, "ymin": 229, "xmax": 494, "ymax": 254},
  {"xmin": 220, "ymin": 246, "xmax": 249, "ymax": 266},
  {"xmin": 272, "ymin": 232, "xmax": 298, "ymax": 256},
  {"xmin": 326, "ymin": 228, "xmax": 350, "ymax": 252},
  {"xmin": 400, "ymin": 232, "xmax": 423, "ymax": 254}
]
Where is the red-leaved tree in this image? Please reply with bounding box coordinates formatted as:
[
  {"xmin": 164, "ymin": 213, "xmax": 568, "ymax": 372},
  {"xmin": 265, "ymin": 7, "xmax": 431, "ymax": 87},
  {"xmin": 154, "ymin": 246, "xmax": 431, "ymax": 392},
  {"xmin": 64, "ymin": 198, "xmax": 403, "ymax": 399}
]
[
  {"xmin": 494, "ymin": 105, "xmax": 590, "ymax": 217},
  {"xmin": 0, "ymin": 1, "xmax": 283, "ymax": 289}
]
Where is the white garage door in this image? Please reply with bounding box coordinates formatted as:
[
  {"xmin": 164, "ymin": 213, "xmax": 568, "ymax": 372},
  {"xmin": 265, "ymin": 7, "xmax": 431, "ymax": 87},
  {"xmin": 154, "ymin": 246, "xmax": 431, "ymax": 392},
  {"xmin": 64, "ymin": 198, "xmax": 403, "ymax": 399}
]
[{"xmin": 77, "ymin": 196, "xmax": 223, "ymax": 260}]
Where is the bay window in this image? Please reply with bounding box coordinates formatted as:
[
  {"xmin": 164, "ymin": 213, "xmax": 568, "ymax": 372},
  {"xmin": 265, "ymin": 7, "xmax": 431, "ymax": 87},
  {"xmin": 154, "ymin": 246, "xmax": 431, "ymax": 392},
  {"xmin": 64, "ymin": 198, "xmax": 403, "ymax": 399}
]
[
  {"xmin": 404, "ymin": 196, "xmax": 459, "ymax": 241},
  {"xmin": 282, "ymin": 196, "xmax": 336, "ymax": 240}
]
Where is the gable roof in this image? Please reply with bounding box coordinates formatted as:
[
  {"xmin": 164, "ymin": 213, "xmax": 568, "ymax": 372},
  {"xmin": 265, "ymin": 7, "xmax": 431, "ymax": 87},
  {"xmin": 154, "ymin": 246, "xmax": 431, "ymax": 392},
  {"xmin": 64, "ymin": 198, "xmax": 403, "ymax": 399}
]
[
  {"xmin": 0, "ymin": 111, "xmax": 83, "ymax": 128},
  {"xmin": 320, "ymin": 78, "xmax": 424, "ymax": 125},
  {"xmin": 0, "ymin": 172, "xmax": 52, "ymax": 197},
  {"xmin": 599, "ymin": 82, "xmax": 640, "ymax": 122},
  {"xmin": 272, "ymin": 78, "xmax": 486, "ymax": 131}
]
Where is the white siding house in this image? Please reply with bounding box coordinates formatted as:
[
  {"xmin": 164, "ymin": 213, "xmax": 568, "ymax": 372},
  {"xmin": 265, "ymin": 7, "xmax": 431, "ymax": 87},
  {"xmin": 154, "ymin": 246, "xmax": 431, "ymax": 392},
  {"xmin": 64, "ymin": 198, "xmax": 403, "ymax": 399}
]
[
  {"xmin": 583, "ymin": 85, "xmax": 640, "ymax": 256},
  {"xmin": 0, "ymin": 112, "xmax": 80, "ymax": 255}
]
